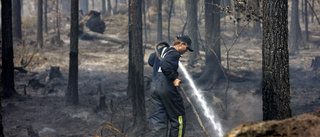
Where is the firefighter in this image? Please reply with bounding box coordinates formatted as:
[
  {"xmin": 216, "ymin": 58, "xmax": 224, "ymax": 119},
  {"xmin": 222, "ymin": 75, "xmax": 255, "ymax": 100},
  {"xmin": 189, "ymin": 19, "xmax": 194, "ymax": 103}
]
[{"xmin": 148, "ymin": 35, "xmax": 193, "ymax": 137}]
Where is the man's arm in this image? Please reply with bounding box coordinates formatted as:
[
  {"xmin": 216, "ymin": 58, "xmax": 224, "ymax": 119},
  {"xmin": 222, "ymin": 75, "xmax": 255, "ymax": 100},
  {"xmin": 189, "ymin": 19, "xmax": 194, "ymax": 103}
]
[
  {"xmin": 148, "ymin": 52, "xmax": 156, "ymax": 67},
  {"xmin": 160, "ymin": 51, "xmax": 180, "ymax": 82}
]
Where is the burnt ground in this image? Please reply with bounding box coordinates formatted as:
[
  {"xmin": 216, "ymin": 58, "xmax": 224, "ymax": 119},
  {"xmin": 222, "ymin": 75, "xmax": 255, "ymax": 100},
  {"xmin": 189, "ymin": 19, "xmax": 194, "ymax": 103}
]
[{"xmin": 2, "ymin": 8, "xmax": 320, "ymax": 137}]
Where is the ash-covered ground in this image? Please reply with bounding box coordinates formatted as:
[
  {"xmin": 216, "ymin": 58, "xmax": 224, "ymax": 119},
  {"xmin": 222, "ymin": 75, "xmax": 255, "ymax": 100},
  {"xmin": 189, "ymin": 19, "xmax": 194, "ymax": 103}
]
[{"xmin": 2, "ymin": 2, "xmax": 320, "ymax": 137}]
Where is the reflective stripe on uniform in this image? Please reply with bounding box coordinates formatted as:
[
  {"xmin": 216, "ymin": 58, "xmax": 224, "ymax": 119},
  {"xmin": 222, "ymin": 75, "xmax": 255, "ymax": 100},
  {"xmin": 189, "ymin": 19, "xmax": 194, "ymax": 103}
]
[
  {"xmin": 178, "ymin": 115, "xmax": 183, "ymax": 137},
  {"xmin": 158, "ymin": 47, "xmax": 168, "ymax": 72}
]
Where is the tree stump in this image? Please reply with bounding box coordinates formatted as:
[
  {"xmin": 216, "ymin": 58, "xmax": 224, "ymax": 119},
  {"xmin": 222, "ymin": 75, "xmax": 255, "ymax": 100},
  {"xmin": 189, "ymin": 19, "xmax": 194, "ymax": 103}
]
[
  {"xmin": 98, "ymin": 95, "xmax": 107, "ymax": 109},
  {"xmin": 94, "ymin": 95, "xmax": 107, "ymax": 112},
  {"xmin": 48, "ymin": 66, "xmax": 64, "ymax": 80},
  {"xmin": 311, "ymin": 56, "xmax": 320, "ymax": 71},
  {"xmin": 311, "ymin": 56, "xmax": 320, "ymax": 81},
  {"xmin": 26, "ymin": 125, "xmax": 40, "ymax": 137},
  {"xmin": 24, "ymin": 85, "xmax": 27, "ymax": 95},
  {"xmin": 75, "ymin": 10, "xmax": 127, "ymax": 44}
]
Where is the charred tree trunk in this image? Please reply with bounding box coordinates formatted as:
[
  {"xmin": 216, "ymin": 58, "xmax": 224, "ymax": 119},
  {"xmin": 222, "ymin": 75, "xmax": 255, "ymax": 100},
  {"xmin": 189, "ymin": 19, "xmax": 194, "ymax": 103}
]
[
  {"xmin": 102, "ymin": 0, "xmax": 106, "ymax": 15},
  {"xmin": 66, "ymin": 0, "xmax": 79, "ymax": 105},
  {"xmin": 12, "ymin": 0, "xmax": 22, "ymax": 41},
  {"xmin": 37, "ymin": 0, "xmax": 43, "ymax": 48},
  {"xmin": 289, "ymin": 0, "xmax": 300, "ymax": 54},
  {"xmin": 262, "ymin": 0, "xmax": 292, "ymax": 121},
  {"xmin": 128, "ymin": 0, "xmax": 147, "ymax": 134},
  {"xmin": 143, "ymin": 0, "xmax": 147, "ymax": 42},
  {"xmin": 212, "ymin": 0, "xmax": 221, "ymax": 72},
  {"xmin": 157, "ymin": 0, "xmax": 162, "ymax": 41},
  {"xmin": 56, "ymin": 0, "xmax": 61, "ymax": 44},
  {"xmin": 167, "ymin": 0, "xmax": 173, "ymax": 42},
  {"xmin": 197, "ymin": 0, "xmax": 222, "ymax": 88},
  {"xmin": 186, "ymin": 0, "xmax": 200, "ymax": 67},
  {"xmin": 127, "ymin": 0, "xmax": 132, "ymax": 96},
  {"xmin": 0, "ymin": 96, "xmax": 3, "ymax": 137},
  {"xmin": 304, "ymin": 0, "xmax": 309, "ymax": 42},
  {"xmin": 44, "ymin": 0, "xmax": 48, "ymax": 34},
  {"xmin": 2, "ymin": 0, "xmax": 18, "ymax": 98}
]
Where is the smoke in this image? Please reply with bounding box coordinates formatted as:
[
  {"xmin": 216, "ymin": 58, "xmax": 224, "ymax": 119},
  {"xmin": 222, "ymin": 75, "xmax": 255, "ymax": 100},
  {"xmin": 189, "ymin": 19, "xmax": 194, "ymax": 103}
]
[{"xmin": 222, "ymin": 88, "xmax": 263, "ymax": 133}]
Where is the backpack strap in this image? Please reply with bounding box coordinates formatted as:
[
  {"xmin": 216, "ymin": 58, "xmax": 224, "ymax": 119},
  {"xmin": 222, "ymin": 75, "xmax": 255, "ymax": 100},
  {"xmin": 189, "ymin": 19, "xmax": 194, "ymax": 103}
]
[{"xmin": 158, "ymin": 47, "xmax": 175, "ymax": 72}]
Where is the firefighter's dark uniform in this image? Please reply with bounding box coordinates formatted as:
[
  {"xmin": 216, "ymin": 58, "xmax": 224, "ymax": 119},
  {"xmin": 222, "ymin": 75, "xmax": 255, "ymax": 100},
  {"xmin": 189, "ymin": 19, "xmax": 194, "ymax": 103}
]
[{"xmin": 148, "ymin": 46, "xmax": 186, "ymax": 137}]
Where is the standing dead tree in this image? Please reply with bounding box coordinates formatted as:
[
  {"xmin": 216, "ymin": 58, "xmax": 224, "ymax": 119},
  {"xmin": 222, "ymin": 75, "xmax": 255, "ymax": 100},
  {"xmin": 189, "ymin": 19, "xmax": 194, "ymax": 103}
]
[
  {"xmin": 186, "ymin": 0, "xmax": 200, "ymax": 67},
  {"xmin": 12, "ymin": 0, "xmax": 22, "ymax": 41},
  {"xmin": 128, "ymin": 0, "xmax": 147, "ymax": 135},
  {"xmin": 2, "ymin": 0, "xmax": 18, "ymax": 98},
  {"xmin": 55, "ymin": 0, "xmax": 61, "ymax": 44},
  {"xmin": 66, "ymin": 0, "xmax": 79, "ymax": 105},
  {"xmin": 37, "ymin": 0, "xmax": 43, "ymax": 48},
  {"xmin": 44, "ymin": 0, "xmax": 48, "ymax": 34}
]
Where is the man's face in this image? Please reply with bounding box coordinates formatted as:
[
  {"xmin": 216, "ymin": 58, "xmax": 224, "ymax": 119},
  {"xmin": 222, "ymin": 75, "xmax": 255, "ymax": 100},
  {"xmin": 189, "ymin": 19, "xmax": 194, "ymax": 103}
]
[{"xmin": 178, "ymin": 42, "xmax": 189, "ymax": 55}]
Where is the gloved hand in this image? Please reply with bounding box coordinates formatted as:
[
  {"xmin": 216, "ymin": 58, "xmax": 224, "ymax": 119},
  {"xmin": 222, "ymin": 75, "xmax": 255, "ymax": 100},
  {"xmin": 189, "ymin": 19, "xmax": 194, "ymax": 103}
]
[{"xmin": 173, "ymin": 78, "xmax": 181, "ymax": 87}]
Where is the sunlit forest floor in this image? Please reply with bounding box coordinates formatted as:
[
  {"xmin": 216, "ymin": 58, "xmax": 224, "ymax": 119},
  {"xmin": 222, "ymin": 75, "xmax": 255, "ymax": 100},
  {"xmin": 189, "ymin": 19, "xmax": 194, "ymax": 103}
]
[{"xmin": 2, "ymin": 5, "xmax": 320, "ymax": 137}]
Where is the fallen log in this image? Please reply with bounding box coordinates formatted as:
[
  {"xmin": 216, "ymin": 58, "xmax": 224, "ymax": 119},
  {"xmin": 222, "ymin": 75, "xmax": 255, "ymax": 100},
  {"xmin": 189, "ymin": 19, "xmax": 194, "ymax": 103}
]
[
  {"xmin": 0, "ymin": 66, "xmax": 28, "ymax": 73},
  {"xmin": 81, "ymin": 26, "xmax": 127, "ymax": 45},
  {"xmin": 75, "ymin": 10, "xmax": 127, "ymax": 44},
  {"xmin": 14, "ymin": 67, "xmax": 28, "ymax": 73}
]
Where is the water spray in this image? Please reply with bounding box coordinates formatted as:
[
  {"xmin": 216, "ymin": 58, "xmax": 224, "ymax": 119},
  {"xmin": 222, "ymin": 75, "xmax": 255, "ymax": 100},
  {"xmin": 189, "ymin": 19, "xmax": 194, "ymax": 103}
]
[
  {"xmin": 178, "ymin": 84, "xmax": 210, "ymax": 137},
  {"xmin": 178, "ymin": 63, "xmax": 224, "ymax": 137},
  {"xmin": 155, "ymin": 42, "xmax": 224, "ymax": 137}
]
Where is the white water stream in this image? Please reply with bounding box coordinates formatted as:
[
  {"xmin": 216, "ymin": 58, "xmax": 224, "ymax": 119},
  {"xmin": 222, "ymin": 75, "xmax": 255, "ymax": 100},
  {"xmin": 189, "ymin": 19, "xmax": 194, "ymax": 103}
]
[{"xmin": 179, "ymin": 62, "xmax": 224, "ymax": 137}]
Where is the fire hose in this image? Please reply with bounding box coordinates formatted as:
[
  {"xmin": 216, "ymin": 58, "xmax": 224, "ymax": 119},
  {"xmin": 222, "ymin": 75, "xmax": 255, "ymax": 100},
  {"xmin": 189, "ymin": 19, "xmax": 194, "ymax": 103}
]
[{"xmin": 155, "ymin": 41, "xmax": 210, "ymax": 137}]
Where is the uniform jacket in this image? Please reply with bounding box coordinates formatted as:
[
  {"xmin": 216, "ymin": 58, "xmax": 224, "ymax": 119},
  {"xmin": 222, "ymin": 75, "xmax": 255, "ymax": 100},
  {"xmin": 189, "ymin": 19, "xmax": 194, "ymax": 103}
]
[{"xmin": 148, "ymin": 47, "xmax": 180, "ymax": 82}]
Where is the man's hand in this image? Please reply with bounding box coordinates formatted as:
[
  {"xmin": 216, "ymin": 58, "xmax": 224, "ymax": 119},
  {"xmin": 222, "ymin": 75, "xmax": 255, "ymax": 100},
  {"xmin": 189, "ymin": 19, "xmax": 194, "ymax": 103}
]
[{"xmin": 173, "ymin": 78, "xmax": 181, "ymax": 87}]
